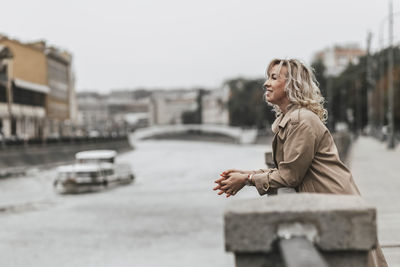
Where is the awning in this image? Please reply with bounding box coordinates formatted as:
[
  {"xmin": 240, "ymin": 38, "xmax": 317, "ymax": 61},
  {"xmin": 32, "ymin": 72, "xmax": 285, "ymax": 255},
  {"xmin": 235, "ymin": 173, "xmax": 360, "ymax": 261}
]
[{"xmin": 14, "ymin": 78, "xmax": 50, "ymax": 94}]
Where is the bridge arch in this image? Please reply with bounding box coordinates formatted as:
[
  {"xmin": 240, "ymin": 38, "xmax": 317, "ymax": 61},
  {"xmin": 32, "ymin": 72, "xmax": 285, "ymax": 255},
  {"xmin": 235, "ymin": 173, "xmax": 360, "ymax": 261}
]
[{"xmin": 131, "ymin": 124, "xmax": 257, "ymax": 144}]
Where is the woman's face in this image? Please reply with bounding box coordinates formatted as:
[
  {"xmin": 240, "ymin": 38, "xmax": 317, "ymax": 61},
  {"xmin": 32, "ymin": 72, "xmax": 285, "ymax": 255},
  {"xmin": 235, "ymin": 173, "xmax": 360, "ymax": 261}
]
[{"xmin": 264, "ymin": 64, "xmax": 289, "ymax": 108}]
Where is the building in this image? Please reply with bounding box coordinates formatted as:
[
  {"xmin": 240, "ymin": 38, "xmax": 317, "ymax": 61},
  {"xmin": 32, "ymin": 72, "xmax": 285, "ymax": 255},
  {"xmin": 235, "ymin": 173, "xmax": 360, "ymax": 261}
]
[
  {"xmin": 149, "ymin": 89, "xmax": 198, "ymax": 125},
  {"xmin": 44, "ymin": 45, "xmax": 75, "ymax": 137},
  {"xmin": 69, "ymin": 70, "xmax": 78, "ymax": 128},
  {"xmin": 107, "ymin": 89, "xmax": 151, "ymax": 130},
  {"xmin": 0, "ymin": 35, "xmax": 49, "ymax": 139},
  {"xmin": 313, "ymin": 44, "xmax": 366, "ymax": 76},
  {"xmin": 108, "ymin": 90, "xmax": 150, "ymax": 117},
  {"xmin": 201, "ymin": 85, "xmax": 229, "ymax": 125},
  {"xmin": 0, "ymin": 35, "xmax": 76, "ymax": 139},
  {"xmin": 76, "ymin": 92, "xmax": 109, "ymax": 136},
  {"xmin": 0, "ymin": 44, "xmax": 13, "ymax": 137},
  {"xmin": 77, "ymin": 89, "xmax": 154, "ymax": 135}
]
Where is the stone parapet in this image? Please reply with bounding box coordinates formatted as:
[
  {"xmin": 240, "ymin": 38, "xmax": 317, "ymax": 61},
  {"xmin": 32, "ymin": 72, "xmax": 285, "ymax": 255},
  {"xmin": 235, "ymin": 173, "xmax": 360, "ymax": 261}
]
[{"xmin": 224, "ymin": 193, "xmax": 377, "ymax": 267}]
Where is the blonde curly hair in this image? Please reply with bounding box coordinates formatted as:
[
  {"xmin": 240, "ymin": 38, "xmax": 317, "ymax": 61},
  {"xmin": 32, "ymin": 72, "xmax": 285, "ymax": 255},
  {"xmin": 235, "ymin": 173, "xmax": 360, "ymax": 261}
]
[{"xmin": 265, "ymin": 58, "xmax": 328, "ymax": 123}]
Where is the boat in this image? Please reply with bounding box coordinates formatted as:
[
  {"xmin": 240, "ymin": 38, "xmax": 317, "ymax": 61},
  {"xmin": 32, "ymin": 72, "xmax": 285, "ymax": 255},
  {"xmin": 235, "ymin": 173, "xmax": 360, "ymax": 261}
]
[
  {"xmin": 54, "ymin": 164, "xmax": 108, "ymax": 194},
  {"xmin": 54, "ymin": 150, "xmax": 134, "ymax": 194},
  {"xmin": 75, "ymin": 150, "xmax": 134, "ymax": 184},
  {"xmin": 75, "ymin": 150, "xmax": 117, "ymax": 164}
]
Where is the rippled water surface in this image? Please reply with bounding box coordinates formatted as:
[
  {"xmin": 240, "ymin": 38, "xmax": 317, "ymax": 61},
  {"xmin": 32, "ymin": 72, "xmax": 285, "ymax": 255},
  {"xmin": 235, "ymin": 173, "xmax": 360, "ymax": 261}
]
[{"xmin": 0, "ymin": 140, "xmax": 269, "ymax": 267}]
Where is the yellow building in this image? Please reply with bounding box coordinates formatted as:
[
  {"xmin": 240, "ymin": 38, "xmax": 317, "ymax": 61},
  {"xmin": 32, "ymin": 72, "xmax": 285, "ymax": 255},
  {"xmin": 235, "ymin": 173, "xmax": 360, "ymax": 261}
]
[
  {"xmin": 0, "ymin": 35, "xmax": 76, "ymax": 139},
  {"xmin": 0, "ymin": 35, "xmax": 49, "ymax": 139}
]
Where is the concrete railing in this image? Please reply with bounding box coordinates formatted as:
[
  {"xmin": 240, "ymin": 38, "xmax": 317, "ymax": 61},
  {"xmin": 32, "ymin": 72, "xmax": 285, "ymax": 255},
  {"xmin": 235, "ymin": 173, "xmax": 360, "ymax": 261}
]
[{"xmin": 224, "ymin": 193, "xmax": 377, "ymax": 267}]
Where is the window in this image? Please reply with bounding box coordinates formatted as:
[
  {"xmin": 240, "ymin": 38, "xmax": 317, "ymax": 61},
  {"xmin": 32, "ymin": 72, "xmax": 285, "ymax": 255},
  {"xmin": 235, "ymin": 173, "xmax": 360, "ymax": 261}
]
[
  {"xmin": 0, "ymin": 84, "xmax": 6, "ymax": 102},
  {"xmin": 12, "ymin": 85, "xmax": 45, "ymax": 107}
]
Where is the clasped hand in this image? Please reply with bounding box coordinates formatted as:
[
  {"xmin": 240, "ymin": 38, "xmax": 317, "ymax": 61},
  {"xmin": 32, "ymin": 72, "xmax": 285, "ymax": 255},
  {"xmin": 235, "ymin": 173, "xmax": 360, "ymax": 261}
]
[{"xmin": 213, "ymin": 169, "xmax": 248, "ymax": 197}]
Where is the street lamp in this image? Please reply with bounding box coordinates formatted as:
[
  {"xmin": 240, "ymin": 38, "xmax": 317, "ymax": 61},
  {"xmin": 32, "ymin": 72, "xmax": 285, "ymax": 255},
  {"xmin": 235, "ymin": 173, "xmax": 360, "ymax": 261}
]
[
  {"xmin": 377, "ymin": 6, "xmax": 400, "ymax": 147},
  {"xmin": 387, "ymin": 0, "xmax": 395, "ymax": 149}
]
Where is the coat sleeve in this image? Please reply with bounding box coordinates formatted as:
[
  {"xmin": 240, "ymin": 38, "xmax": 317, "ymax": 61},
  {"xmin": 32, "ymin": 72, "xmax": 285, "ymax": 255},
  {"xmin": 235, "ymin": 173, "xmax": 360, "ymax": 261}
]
[{"xmin": 254, "ymin": 122, "xmax": 317, "ymax": 195}]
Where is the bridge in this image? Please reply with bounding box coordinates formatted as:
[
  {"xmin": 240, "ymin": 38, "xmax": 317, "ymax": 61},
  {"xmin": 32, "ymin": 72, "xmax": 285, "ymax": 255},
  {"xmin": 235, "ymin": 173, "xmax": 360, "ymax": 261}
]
[{"xmin": 130, "ymin": 124, "xmax": 258, "ymax": 144}]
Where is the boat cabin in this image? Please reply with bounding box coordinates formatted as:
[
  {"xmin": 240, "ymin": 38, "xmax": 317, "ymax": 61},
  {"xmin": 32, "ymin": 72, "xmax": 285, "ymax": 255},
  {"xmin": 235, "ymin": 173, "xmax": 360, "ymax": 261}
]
[{"xmin": 75, "ymin": 150, "xmax": 117, "ymax": 164}]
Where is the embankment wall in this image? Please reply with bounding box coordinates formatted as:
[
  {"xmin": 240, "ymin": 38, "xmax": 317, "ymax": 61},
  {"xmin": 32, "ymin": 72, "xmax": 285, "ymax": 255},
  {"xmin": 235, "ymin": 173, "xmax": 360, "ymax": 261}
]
[{"xmin": 0, "ymin": 137, "xmax": 132, "ymax": 175}]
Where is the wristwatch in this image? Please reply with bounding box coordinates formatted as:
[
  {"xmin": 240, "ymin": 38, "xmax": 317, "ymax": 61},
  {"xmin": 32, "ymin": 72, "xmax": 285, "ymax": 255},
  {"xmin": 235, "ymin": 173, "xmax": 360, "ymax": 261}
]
[{"xmin": 245, "ymin": 174, "xmax": 254, "ymax": 186}]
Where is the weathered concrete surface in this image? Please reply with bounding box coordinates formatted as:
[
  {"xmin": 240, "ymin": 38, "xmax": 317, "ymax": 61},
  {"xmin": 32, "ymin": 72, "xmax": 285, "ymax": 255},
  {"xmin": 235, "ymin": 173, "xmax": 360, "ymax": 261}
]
[{"xmin": 224, "ymin": 193, "xmax": 377, "ymax": 253}]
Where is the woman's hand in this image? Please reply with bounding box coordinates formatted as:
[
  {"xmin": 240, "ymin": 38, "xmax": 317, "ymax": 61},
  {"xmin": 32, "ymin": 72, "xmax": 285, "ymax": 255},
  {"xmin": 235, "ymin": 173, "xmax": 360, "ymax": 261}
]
[
  {"xmin": 213, "ymin": 172, "xmax": 247, "ymax": 197},
  {"xmin": 213, "ymin": 170, "xmax": 246, "ymax": 196},
  {"xmin": 222, "ymin": 169, "xmax": 251, "ymax": 176}
]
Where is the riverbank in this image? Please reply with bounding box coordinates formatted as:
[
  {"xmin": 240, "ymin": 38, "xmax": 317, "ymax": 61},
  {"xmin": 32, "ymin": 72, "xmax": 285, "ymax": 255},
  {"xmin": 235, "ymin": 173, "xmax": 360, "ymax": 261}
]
[{"xmin": 0, "ymin": 136, "xmax": 132, "ymax": 178}]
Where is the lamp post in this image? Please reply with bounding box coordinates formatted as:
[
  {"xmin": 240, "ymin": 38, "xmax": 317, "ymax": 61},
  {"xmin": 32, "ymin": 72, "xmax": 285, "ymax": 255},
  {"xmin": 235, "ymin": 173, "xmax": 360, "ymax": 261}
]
[
  {"xmin": 378, "ymin": 19, "xmax": 386, "ymax": 141},
  {"xmin": 387, "ymin": 0, "xmax": 395, "ymax": 149},
  {"xmin": 377, "ymin": 6, "xmax": 399, "ymax": 146},
  {"xmin": 366, "ymin": 32, "xmax": 374, "ymax": 136}
]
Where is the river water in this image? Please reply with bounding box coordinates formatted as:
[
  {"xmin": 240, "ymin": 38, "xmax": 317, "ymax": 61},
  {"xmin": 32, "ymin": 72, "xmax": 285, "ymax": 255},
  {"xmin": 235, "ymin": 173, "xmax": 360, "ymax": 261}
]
[{"xmin": 0, "ymin": 139, "xmax": 270, "ymax": 267}]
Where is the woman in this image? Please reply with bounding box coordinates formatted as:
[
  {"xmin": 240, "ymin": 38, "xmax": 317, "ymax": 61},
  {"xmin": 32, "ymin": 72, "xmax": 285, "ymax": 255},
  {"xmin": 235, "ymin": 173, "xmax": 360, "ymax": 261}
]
[{"xmin": 213, "ymin": 59, "xmax": 387, "ymax": 267}]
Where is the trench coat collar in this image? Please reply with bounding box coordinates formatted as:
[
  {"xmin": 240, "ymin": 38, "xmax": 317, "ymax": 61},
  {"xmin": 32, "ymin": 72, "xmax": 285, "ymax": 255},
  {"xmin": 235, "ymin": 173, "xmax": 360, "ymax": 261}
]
[{"xmin": 271, "ymin": 104, "xmax": 298, "ymax": 134}]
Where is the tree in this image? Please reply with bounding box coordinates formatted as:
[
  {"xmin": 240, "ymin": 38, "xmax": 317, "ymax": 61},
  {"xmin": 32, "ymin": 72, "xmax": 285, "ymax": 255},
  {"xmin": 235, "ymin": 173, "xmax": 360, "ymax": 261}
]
[
  {"xmin": 318, "ymin": 46, "xmax": 400, "ymax": 135},
  {"xmin": 311, "ymin": 59, "xmax": 328, "ymax": 98},
  {"xmin": 226, "ymin": 78, "xmax": 275, "ymax": 129}
]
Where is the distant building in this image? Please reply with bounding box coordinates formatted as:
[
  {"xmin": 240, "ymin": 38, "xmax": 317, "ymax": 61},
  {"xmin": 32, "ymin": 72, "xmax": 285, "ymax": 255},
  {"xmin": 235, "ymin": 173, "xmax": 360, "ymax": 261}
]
[
  {"xmin": 0, "ymin": 35, "xmax": 49, "ymax": 139},
  {"xmin": 149, "ymin": 90, "xmax": 198, "ymax": 125},
  {"xmin": 76, "ymin": 92, "xmax": 109, "ymax": 136},
  {"xmin": 313, "ymin": 44, "xmax": 366, "ymax": 76},
  {"xmin": 69, "ymin": 71, "xmax": 78, "ymax": 127},
  {"xmin": 201, "ymin": 85, "xmax": 229, "ymax": 125},
  {"xmin": 77, "ymin": 89, "xmax": 153, "ymax": 135},
  {"xmin": 77, "ymin": 87, "xmax": 230, "ymax": 131},
  {"xmin": 43, "ymin": 45, "xmax": 75, "ymax": 137},
  {"xmin": 0, "ymin": 35, "xmax": 76, "ymax": 139},
  {"xmin": 107, "ymin": 90, "xmax": 151, "ymax": 130},
  {"xmin": 108, "ymin": 90, "xmax": 150, "ymax": 115}
]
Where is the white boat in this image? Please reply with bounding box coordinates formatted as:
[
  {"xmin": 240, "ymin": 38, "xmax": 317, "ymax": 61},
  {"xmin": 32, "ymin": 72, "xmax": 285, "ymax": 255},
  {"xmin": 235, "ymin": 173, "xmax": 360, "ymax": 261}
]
[
  {"xmin": 75, "ymin": 149, "xmax": 134, "ymax": 184},
  {"xmin": 75, "ymin": 150, "xmax": 117, "ymax": 164},
  {"xmin": 54, "ymin": 164, "xmax": 108, "ymax": 194},
  {"xmin": 54, "ymin": 150, "xmax": 134, "ymax": 194}
]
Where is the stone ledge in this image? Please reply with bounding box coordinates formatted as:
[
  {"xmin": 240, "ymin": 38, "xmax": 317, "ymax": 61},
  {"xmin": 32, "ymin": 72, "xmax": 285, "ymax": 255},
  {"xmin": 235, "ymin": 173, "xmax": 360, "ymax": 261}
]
[{"xmin": 224, "ymin": 193, "xmax": 376, "ymax": 253}]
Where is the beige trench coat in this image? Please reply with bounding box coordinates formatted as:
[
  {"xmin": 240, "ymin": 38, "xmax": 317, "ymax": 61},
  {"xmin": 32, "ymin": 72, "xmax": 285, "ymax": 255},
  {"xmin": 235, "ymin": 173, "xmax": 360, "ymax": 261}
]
[{"xmin": 253, "ymin": 106, "xmax": 387, "ymax": 267}]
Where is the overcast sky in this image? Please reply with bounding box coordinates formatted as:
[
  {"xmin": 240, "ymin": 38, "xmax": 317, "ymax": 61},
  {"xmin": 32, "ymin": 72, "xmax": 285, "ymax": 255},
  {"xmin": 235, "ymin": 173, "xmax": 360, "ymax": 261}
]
[{"xmin": 1, "ymin": 0, "xmax": 399, "ymax": 92}]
